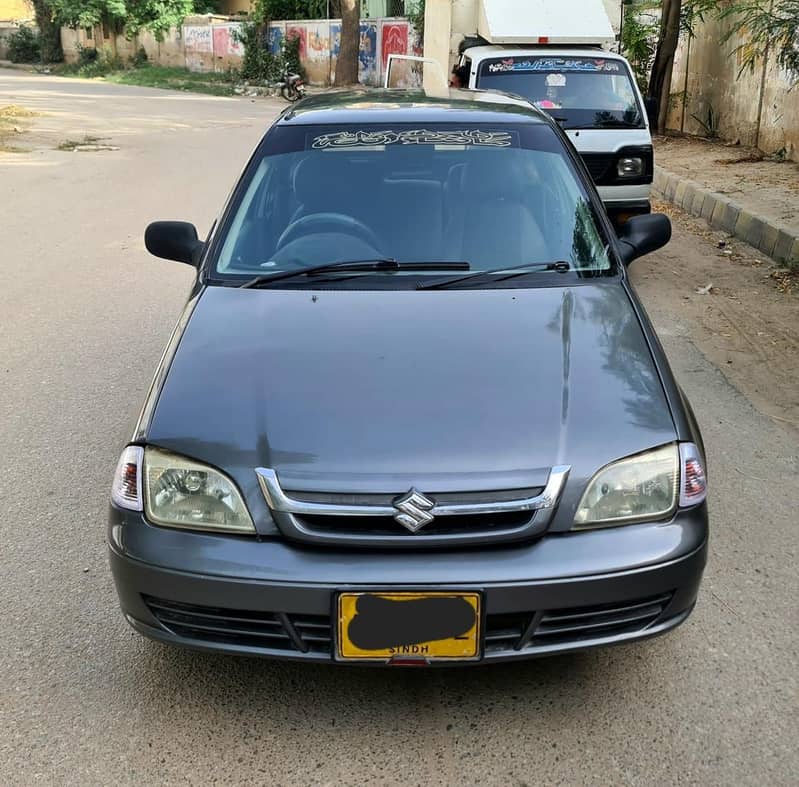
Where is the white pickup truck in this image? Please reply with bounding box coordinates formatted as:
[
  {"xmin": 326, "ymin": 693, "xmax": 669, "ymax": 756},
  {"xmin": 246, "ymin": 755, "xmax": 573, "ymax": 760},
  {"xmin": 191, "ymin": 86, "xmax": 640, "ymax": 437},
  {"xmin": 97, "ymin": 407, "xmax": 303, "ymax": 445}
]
[{"xmin": 456, "ymin": 0, "xmax": 654, "ymax": 226}]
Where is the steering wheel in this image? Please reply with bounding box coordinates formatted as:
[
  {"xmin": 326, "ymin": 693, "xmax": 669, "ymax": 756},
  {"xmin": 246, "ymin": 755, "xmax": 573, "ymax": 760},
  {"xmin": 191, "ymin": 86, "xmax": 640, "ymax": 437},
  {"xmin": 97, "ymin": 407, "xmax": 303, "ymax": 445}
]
[{"xmin": 276, "ymin": 212, "xmax": 383, "ymax": 253}]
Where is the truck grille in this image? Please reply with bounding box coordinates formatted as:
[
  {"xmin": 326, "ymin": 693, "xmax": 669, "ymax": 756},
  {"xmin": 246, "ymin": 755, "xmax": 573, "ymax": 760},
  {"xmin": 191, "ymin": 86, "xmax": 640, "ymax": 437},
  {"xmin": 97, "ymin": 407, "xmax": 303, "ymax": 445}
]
[{"xmin": 580, "ymin": 153, "xmax": 615, "ymax": 182}]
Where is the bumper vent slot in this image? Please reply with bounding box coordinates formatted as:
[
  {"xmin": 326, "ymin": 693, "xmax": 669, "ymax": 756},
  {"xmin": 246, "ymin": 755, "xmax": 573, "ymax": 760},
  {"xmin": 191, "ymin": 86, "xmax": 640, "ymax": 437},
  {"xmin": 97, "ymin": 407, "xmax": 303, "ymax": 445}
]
[
  {"xmin": 484, "ymin": 592, "xmax": 673, "ymax": 654},
  {"xmin": 143, "ymin": 596, "xmax": 332, "ymax": 655}
]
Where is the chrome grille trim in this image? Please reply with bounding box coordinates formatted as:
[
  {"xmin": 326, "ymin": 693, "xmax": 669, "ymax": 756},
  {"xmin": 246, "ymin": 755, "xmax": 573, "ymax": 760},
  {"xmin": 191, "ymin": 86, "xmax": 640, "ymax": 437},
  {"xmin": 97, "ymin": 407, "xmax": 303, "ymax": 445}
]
[
  {"xmin": 255, "ymin": 466, "xmax": 570, "ymax": 518},
  {"xmin": 253, "ymin": 466, "xmax": 570, "ymax": 547}
]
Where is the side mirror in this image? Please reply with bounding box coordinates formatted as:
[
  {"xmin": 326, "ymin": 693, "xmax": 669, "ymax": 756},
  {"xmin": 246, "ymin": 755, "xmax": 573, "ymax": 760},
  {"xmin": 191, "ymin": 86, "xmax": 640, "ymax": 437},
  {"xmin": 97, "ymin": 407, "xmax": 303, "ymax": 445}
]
[
  {"xmin": 617, "ymin": 213, "xmax": 671, "ymax": 265},
  {"xmin": 145, "ymin": 221, "xmax": 203, "ymax": 265},
  {"xmin": 644, "ymin": 96, "xmax": 658, "ymax": 129}
]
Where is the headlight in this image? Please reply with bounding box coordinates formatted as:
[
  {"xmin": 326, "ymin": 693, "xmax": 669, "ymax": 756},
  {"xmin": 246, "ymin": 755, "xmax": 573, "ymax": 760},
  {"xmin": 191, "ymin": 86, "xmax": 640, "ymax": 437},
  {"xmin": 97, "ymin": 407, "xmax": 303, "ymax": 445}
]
[
  {"xmin": 617, "ymin": 156, "xmax": 644, "ymax": 178},
  {"xmin": 142, "ymin": 447, "xmax": 255, "ymax": 533},
  {"xmin": 574, "ymin": 444, "xmax": 679, "ymax": 528}
]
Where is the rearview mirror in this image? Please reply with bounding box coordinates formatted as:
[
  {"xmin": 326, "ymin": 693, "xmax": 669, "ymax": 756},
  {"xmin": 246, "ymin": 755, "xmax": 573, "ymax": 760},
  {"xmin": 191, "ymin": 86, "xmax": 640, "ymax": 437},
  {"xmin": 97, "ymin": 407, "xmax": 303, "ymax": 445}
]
[
  {"xmin": 145, "ymin": 221, "xmax": 203, "ymax": 265},
  {"xmin": 617, "ymin": 213, "xmax": 671, "ymax": 265}
]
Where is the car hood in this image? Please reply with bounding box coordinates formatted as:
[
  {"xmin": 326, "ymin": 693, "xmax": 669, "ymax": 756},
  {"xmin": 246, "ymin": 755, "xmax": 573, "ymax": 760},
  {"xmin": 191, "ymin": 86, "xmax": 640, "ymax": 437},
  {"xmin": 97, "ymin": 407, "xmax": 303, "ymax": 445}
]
[{"xmin": 147, "ymin": 284, "xmax": 676, "ymax": 517}]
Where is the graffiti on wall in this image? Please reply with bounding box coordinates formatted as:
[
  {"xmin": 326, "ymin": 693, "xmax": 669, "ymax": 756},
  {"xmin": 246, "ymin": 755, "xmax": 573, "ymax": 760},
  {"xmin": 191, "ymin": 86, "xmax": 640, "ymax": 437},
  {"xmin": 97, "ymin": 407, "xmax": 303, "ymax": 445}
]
[
  {"xmin": 184, "ymin": 25, "xmax": 212, "ymax": 53},
  {"xmin": 358, "ymin": 21, "xmax": 378, "ymax": 84},
  {"xmin": 305, "ymin": 21, "xmax": 331, "ymax": 84},
  {"xmin": 181, "ymin": 18, "xmax": 419, "ymax": 86},
  {"xmin": 212, "ymin": 24, "xmax": 244, "ymax": 59},
  {"xmin": 286, "ymin": 25, "xmax": 308, "ymax": 60},
  {"xmin": 381, "ymin": 21, "xmax": 409, "ymax": 71},
  {"xmin": 268, "ymin": 23, "xmax": 284, "ymax": 55}
]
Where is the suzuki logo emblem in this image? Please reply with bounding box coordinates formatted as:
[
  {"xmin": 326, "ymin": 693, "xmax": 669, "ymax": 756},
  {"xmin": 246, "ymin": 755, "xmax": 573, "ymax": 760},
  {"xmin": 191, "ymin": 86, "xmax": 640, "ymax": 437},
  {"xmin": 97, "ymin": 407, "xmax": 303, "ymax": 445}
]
[{"xmin": 393, "ymin": 489, "xmax": 436, "ymax": 533}]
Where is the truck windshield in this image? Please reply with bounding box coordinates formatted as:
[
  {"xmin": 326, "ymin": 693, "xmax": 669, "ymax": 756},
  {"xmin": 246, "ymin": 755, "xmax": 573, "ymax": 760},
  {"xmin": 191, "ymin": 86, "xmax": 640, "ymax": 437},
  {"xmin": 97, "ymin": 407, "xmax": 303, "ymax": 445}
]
[
  {"xmin": 476, "ymin": 56, "xmax": 644, "ymax": 130},
  {"xmin": 212, "ymin": 122, "xmax": 614, "ymax": 283}
]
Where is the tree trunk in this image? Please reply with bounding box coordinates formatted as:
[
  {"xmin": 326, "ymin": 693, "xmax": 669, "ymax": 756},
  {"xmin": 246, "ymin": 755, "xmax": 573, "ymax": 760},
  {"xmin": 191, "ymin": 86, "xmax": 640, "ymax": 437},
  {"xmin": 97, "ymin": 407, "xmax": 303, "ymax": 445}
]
[
  {"xmin": 335, "ymin": 0, "xmax": 360, "ymax": 86},
  {"xmin": 648, "ymin": 0, "xmax": 681, "ymax": 133},
  {"xmin": 31, "ymin": 0, "xmax": 63, "ymax": 63}
]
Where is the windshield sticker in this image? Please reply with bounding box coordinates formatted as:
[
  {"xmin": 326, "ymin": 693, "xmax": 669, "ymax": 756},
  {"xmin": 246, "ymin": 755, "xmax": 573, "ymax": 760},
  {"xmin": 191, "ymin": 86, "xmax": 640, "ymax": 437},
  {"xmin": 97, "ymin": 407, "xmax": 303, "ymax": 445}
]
[
  {"xmin": 311, "ymin": 129, "xmax": 514, "ymax": 149},
  {"xmin": 546, "ymin": 73, "xmax": 567, "ymax": 87},
  {"xmin": 487, "ymin": 58, "xmax": 622, "ymax": 74}
]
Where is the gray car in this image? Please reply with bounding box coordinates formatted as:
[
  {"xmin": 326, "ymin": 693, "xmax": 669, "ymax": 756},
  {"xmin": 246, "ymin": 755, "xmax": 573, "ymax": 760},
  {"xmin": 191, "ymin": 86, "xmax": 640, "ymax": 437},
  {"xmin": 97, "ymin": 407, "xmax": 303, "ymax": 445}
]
[{"xmin": 109, "ymin": 89, "xmax": 708, "ymax": 665}]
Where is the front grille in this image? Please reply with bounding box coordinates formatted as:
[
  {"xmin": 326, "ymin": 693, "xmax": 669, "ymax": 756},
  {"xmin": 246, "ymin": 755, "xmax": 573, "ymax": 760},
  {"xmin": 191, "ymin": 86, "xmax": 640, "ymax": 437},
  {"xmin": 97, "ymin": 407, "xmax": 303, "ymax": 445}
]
[
  {"xmin": 581, "ymin": 152, "xmax": 615, "ymax": 182},
  {"xmin": 484, "ymin": 592, "xmax": 674, "ymax": 653},
  {"xmin": 143, "ymin": 596, "xmax": 332, "ymax": 655},
  {"xmin": 286, "ymin": 488, "xmax": 544, "ymax": 506},
  {"xmin": 296, "ymin": 510, "xmax": 534, "ymax": 538},
  {"xmin": 257, "ymin": 466, "xmax": 567, "ymax": 548}
]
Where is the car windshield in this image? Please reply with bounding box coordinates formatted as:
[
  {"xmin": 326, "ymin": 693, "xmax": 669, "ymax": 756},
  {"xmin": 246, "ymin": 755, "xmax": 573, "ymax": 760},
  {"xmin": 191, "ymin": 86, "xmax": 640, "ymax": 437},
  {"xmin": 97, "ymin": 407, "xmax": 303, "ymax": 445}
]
[
  {"xmin": 476, "ymin": 57, "xmax": 644, "ymax": 130},
  {"xmin": 213, "ymin": 122, "xmax": 614, "ymax": 284}
]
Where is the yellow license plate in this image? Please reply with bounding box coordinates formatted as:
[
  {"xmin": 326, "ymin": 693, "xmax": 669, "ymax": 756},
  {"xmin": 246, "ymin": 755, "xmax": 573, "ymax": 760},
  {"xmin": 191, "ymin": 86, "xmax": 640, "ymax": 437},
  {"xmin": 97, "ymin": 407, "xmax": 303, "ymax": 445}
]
[{"xmin": 337, "ymin": 591, "xmax": 481, "ymax": 661}]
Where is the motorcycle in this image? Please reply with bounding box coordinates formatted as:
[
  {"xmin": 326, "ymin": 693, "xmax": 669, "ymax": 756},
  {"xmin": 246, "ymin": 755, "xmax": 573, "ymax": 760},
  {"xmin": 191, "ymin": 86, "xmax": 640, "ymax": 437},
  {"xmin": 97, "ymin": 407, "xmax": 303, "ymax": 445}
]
[{"xmin": 280, "ymin": 66, "xmax": 306, "ymax": 102}]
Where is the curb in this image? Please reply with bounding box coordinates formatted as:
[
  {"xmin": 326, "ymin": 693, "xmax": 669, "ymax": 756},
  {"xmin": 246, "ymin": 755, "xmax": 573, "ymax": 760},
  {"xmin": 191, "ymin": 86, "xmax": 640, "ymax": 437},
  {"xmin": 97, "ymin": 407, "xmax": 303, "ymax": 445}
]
[{"xmin": 653, "ymin": 165, "xmax": 799, "ymax": 267}]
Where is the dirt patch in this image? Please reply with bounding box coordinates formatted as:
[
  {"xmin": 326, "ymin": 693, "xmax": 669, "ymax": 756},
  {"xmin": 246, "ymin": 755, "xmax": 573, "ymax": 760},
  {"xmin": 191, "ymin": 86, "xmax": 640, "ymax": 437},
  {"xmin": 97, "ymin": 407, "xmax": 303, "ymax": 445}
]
[
  {"xmin": 634, "ymin": 201, "xmax": 799, "ymax": 433},
  {"xmin": 0, "ymin": 104, "xmax": 39, "ymax": 153},
  {"xmin": 56, "ymin": 135, "xmax": 119, "ymax": 152},
  {"xmin": 655, "ymin": 134, "xmax": 799, "ymax": 233}
]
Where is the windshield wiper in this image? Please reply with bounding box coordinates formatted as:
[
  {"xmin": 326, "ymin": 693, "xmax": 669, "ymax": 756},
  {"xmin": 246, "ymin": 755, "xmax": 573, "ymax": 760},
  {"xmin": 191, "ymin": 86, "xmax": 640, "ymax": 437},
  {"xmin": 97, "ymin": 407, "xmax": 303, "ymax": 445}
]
[
  {"xmin": 592, "ymin": 118, "xmax": 642, "ymax": 128},
  {"xmin": 239, "ymin": 259, "xmax": 470, "ymax": 288},
  {"xmin": 417, "ymin": 261, "xmax": 571, "ymax": 291}
]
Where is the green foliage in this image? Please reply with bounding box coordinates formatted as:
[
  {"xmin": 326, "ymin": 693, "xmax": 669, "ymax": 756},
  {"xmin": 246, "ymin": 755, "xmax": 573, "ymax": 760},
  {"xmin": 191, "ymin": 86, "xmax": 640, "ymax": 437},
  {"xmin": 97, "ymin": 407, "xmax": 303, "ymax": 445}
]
[
  {"xmin": 282, "ymin": 29, "xmax": 303, "ymax": 75},
  {"xmin": 76, "ymin": 42, "xmax": 98, "ymax": 65},
  {"xmin": 720, "ymin": 0, "xmax": 799, "ymax": 82},
  {"xmin": 690, "ymin": 102, "xmax": 720, "ymax": 137},
  {"xmin": 52, "ymin": 0, "xmax": 201, "ymax": 41},
  {"xmin": 130, "ymin": 45, "xmax": 148, "ymax": 67},
  {"xmin": 52, "ymin": 0, "xmax": 126, "ymax": 30},
  {"xmin": 234, "ymin": 20, "xmax": 306, "ymax": 83},
  {"xmin": 106, "ymin": 65, "xmax": 235, "ymax": 94},
  {"xmin": 8, "ymin": 26, "xmax": 42, "ymax": 63},
  {"xmin": 408, "ymin": 0, "xmax": 424, "ymax": 43},
  {"xmin": 63, "ymin": 43, "xmax": 124, "ymax": 76},
  {"xmin": 125, "ymin": 0, "xmax": 195, "ymax": 40},
  {"xmin": 235, "ymin": 21, "xmax": 281, "ymax": 82},
  {"xmin": 258, "ymin": 0, "xmax": 327, "ymax": 20},
  {"xmin": 31, "ymin": 0, "xmax": 64, "ymax": 61},
  {"xmin": 621, "ymin": 3, "xmax": 660, "ymax": 91}
]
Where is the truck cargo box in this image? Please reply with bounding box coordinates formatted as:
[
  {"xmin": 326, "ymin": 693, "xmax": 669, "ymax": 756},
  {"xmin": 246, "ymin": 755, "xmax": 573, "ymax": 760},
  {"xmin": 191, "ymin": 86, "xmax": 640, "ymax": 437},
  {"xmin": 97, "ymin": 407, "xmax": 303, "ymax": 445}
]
[{"xmin": 477, "ymin": 0, "xmax": 617, "ymax": 45}]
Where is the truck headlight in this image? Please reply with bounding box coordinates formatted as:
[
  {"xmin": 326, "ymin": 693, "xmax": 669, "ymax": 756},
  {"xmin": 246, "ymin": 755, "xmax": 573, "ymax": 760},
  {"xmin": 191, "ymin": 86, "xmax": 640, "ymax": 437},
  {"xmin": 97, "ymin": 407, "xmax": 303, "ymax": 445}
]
[
  {"xmin": 141, "ymin": 447, "xmax": 255, "ymax": 533},
  {"xmin": 574, "ymin": 444, "xmax": 679, "ymax": 528},
  {"xmin": 617, "ymin": 156, "xmax": 644, "ymax": 178}
]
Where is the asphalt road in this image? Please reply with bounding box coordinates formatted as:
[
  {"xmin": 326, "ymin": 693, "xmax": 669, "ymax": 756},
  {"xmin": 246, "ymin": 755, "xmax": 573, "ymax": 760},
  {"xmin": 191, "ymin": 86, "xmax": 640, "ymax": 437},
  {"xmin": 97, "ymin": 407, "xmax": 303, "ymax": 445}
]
[{"xmin": 1, "ymin": 70, "xmax": 797, "ymax": 786}]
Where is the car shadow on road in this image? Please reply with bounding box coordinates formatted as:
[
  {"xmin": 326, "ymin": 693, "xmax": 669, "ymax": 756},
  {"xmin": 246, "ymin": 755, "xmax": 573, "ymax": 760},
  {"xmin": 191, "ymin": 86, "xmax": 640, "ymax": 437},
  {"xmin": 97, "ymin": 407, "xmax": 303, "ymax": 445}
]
[{"xmin": 125, "ymin": 634, "xmax": 671, "ymax": 723}]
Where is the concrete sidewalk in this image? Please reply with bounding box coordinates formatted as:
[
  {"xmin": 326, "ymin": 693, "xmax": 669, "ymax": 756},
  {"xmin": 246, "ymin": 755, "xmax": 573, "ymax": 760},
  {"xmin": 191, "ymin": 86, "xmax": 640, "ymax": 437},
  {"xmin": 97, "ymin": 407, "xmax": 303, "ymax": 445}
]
[{"xmin": 653, "ymin": 136, "xmax": 799, "ymax": 267}]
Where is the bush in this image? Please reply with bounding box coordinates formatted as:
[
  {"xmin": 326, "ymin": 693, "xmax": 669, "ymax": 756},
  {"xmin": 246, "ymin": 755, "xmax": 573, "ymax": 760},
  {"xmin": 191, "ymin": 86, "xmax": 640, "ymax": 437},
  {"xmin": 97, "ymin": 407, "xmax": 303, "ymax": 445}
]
[
  {"xmin": 282, "ymin": 32, "xmax": 304, "ymax": 78},
  {"xmin": 71, "ymin": 44, "xmax": 124, "ymax": 77},
  {"xmin": 76, "ymin": 43, "xmax": 98, "ymax": 65},
  {"xmin": 235, "ymin": 22, "xmax": 281, "ymax": 83},
  {"xmin": 234, "ymin": 22, "xmax": 306, "ymax": 85},
  {"xmin": 8, "ymin": 26, "xmax": 41, "ymax": 63},
  {"xmin": 130, "ymin": 46, "xmax": 149, "ymax": 68}
]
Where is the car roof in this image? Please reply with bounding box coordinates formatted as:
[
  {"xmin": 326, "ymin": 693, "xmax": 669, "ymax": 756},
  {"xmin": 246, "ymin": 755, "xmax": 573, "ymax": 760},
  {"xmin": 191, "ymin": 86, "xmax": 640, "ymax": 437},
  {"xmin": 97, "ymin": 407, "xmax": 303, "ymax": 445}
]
[{"xmin": 278, "ymin": 88, "xmax": 551, "ymax": 126}]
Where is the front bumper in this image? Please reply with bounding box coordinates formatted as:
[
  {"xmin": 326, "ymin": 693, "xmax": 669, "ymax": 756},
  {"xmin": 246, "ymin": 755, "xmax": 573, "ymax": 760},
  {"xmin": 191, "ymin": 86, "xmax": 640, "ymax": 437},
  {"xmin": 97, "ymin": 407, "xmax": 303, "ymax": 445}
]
[{"xmin": 108, "ymin": 505, "xmax": 708, "ymax": 664}]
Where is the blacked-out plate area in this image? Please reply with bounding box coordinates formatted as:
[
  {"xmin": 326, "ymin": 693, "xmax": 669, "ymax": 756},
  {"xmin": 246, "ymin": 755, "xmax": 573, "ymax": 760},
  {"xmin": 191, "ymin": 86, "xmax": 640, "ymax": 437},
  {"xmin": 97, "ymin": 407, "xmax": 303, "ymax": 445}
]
[{"xmin": 336, "ymin": 592, "xmax": 481, "ymax": 661}]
